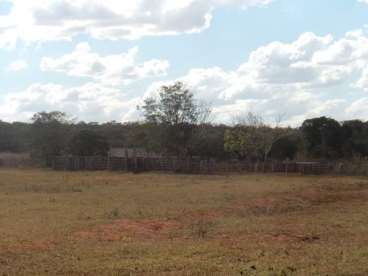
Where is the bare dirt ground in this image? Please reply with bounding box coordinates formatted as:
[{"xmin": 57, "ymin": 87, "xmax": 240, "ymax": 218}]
[{"xmin": 0, "ymin": 169, "xmax": 368, "ymax": 275}]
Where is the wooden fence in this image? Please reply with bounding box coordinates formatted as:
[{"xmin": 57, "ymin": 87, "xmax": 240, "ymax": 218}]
[
  {"xmin": 51, "ymin": 156, "xmax": 333, "ymax": 175},
  {"xmin": 0, "ymin": 153, "xmax": 32, "ymax": 168}
]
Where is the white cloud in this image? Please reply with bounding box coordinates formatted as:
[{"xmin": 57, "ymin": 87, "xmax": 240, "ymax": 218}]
[
  {"xmin": 235, "ymin": 31, "xmax": 367, "ymax": 89},
  {"xmin": 0, "ymin": 82, "xmax": 140, "ymax": 122},
  {"xmin": 3, "ymin": 30, "xmax": 368, "ymax": 125},
  {"xmin": 356, "ymin": 66, "xmax": 368, "ymax": 91},
  {"xmin": 6, "ymin": 59, "xmax": 28, "ymax": 71},
  {"xmin": 41, "ymin": 43, "xmax": 169, "ymax": 85},
  {"xmin": 143, "ymin": 30, "xmax": 368, "ymax": 125},
  {"xmin": 0, "ymin": 0, "xmax": 273, "ymax": 47}
]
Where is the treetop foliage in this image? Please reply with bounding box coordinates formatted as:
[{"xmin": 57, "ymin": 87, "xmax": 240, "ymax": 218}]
[
  {"xmin": 31, "ymin": 111, "xmax": 73, "ymax": 125},
  {"xmin": 141, "ymin": 82, "xmax": 210, "ymax": 126},
  {"xmin": 69, "ymin": 130, "xmax": 109, "ymax": 157}
]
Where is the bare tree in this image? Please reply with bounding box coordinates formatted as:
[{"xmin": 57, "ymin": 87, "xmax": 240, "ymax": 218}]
[{"xmin": 225, "ymin": 112, "xmax": 290, "ymax": 161}]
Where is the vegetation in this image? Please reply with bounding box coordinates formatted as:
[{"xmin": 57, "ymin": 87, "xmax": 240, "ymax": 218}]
[
  {"xmin": 30, "ymin": 111, "xmax": 73, "ymax": 164},
  {"xmin": 1, "ymin": 83, "xmax": 368, "ymax": 163},
  {"xmin": 69, "ymin": 130, "xmax": 109, "ymax": 157},
  {"xmin": 0, "ymin": 169, "xmax": 367, "ymax": 275},
  {"xmin": 224, "ymin": 113, "xmax": 291, "ymax": 161},
  {"xmin": 140, "ymin": 82, "xmax": 211, "ymax": 157}
]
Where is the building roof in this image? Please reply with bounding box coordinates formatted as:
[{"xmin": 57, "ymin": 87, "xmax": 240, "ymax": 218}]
[{"xmin": 109, "ymin": 148, "xmax": 161, "ymax": 158}]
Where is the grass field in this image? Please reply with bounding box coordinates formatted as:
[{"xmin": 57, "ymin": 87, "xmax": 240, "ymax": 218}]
[{"xmin": 0, "ymin": 169, "xmax": 368, "ymax": 275}]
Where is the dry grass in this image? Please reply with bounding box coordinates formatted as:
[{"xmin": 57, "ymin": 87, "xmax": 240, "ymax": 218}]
[{"xmin": 0, "ymin": 169, "xmax": 368, "ymax": 275}]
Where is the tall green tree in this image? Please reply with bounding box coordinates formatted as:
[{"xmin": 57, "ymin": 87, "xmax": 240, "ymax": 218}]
[
  {"xmin": 69, "ymin": 130, "xmax": 109, "ymax": 156},
  {"xmin": 140, "ymin": 82, "xmax": 210, "ymax": 157},
  {"xmin": 30, "ymin": 111, "xmax": 73, "ymax": 164},
  {"xmin": 0, "ymin": 121, "xmax": 30, "ymax": 152},
  {"xmin": 341, "ymin": 120, "xmax": 368, "ymax": 158},
  {"xmin": 301, "ymin": 117, "xmax": 343, "ymax": 159},
  {"xmin": 188, "ymin": 124, "xmax": 229, "ymax": 160},
  {"xmin": 268, "ymin": 133, "xmax": 301, "ymax": 160}
]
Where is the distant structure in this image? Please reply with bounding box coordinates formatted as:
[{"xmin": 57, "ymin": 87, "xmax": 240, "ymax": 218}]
[{"xmin": 109, "ymin": 147, "xmax": 162, "ymax": 159}]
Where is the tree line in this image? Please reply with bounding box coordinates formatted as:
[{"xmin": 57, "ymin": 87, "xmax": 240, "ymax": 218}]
[{"xmin": 1, "ymin": 82, "xmax": 368, "ymax": 164}]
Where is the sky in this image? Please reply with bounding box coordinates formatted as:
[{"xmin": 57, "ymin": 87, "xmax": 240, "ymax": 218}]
[{"xmin": 1, "ymin": 0, "xmax": 368, "ymax": 126}]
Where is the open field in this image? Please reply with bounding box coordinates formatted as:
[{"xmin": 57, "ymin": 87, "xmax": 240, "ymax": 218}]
[{"xmin": 0, "ymin": 170, "xmax": 368, "ymax": 275}]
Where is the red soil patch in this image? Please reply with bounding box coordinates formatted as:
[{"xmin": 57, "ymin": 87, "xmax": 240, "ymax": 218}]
[
  {"xmin": 73, "ymin": 219, "xmax": 180, "ymax": 242},
  {"xmin": 251, "ymin": 198, "xmax": 278, "ymax": 207},
  {"xmin": 182, "ymin": 209, "xmax": 223, "ymax": 221}
]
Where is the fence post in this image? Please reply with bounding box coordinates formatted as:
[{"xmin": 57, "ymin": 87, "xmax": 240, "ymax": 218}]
[
  {"xmin": 107, "ymin": 153, "xmax": 111, "ymax": 171},
  {"xmin": 134, "ymin": 156, "xmax": 138, "ymax": 172}
]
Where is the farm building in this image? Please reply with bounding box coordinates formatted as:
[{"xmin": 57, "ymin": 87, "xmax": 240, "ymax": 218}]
[{"xmin": 109, "ymin": 148, "xmax": 162, "ymax": 158}]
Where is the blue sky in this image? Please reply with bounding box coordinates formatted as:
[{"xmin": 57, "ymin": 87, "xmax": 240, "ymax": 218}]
[{"xmin": 1, "ymin": 0, "xmax": 368, "ymax": 125}]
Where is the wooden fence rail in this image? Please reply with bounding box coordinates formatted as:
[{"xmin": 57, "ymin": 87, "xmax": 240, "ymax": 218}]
[{"xmin": 51, "ymin": 156, "xmax": 334, "ymax": 175}]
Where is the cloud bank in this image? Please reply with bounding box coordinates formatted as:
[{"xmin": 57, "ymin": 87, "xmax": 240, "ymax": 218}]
[
  {"xmin": 0, "ymin": 0, "xmax": 272, "ymax": 47},
  {"xmin": 41, "ymin": 43, "xmax": 169, "ymax": 85},
  {"xmin": 2, "ymin": 30, "xmax": 368, "ymax": 125}
]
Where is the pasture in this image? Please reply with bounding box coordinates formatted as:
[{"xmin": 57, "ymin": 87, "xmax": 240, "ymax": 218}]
[{"xmin": 0, "ymin": 169, "xmax": 368, "ymax": 275}]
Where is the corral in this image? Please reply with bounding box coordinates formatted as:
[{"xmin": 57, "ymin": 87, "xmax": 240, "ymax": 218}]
[
  {"xmin": 0, "ymin": 153, "xmax": 31, "ymax": 168},
  {"xmin": 51, "ymin": 156, "xmax": 333, "ymax": 175},
  {"xmin": 0, "ymin": 169, "xmax": 368, "ymax": 275}
]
